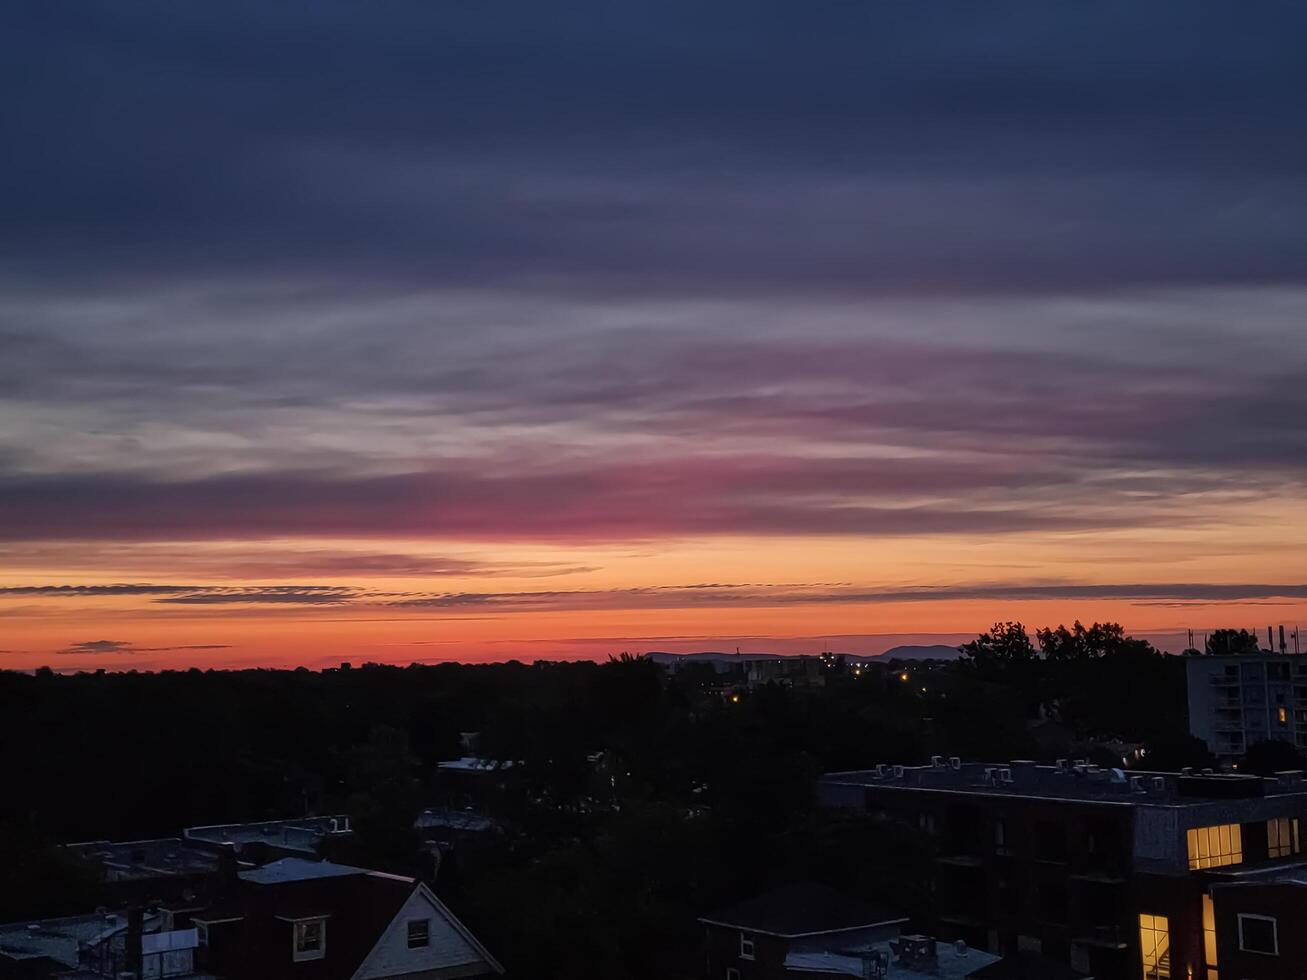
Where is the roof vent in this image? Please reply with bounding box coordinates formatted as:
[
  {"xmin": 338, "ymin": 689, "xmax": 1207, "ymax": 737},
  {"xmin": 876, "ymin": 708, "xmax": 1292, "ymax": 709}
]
[
  {"xmin": 948, "ymin": 756, "xmax": 962, "ymax": 770},
  {"xmin": 1151, "ymin": 776, "xmax": 1167, "ymax": 792},
  {"xmin": 1130, "ymin": 775, "xmax": 1146, "ymax": 793},
  {"xmin": 997, "ymin": 767, "xmax": 1013, "ymax": 784},
  {"xmin": 931, "ymin": 755, "xmax": 944, "ymax": 768},
  {"xmin": 892, "ymin": 765, "xmax": 905, "ymax": 779}
]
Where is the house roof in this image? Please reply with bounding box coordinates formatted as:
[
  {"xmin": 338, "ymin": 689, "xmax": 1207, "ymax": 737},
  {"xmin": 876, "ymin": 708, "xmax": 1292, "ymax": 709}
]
[
  {"xmin": 699, "ymin": 881, "xmax": 905, "ymax": 938},
  {"xmin": 197, "ymin": 860, "xmax": 499, "ymax": 980},
  {"xmin": 966, "ymin": 951, "xmax": 1091, "ymax": 980},
  {"xmin": 239, "ymin": 857, "xmax": 363, "ymax": 884}
]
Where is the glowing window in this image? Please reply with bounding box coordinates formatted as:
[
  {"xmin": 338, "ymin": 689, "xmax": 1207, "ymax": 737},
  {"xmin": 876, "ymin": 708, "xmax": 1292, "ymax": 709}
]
[
  {"xmin": 1268, "ymin": 817, "xmax": 1300, "ymax": 859},
  {"xmin": 1202, "ymin": 894, "xmax": 1218, "ymax": 980},
  {"xmin": 1187, "ymin": 824, "xmax": 1243, "ymax": 870},
  {"xmin": 1139, "ymin": 913, "xmax": 1171, "ymax": 980},
  {"xmin": 1279, "ymin": 706, "xmax": 1288, "ymax": 724}
]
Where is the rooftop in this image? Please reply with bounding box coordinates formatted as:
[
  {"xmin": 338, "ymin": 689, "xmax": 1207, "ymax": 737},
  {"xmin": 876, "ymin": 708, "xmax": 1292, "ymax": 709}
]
[
  {"xmin": 238, "ymin": 858, "xmax": 376, "ymax": 885},
  {"xmin": 786, "ymin": 937, "xmax": 999, "ymax": 980},
  {"xmin": 436, "ymin": 756, "xmax": 513, "ymax": 773},
  {"xmin": 821, "ymin": 759, "xmax": 1307, "ymax": 806},
  {"xmin": 0, "ymin": 911, "xmax": 161, "ymax": 966},
  {"xmin": 184, "ymin": 815, "xmax": 351, "ymax": 852},
  {"xmin": 64, "ymin": 837, "xmax": 220, "ymax": 881},
  {"xmin": 700, "ymin": 881, "xmax": 905, "ymax": 938},
  {"xmin": 415, "ymin": 807, "xmax": 496, "ymax": 834}
]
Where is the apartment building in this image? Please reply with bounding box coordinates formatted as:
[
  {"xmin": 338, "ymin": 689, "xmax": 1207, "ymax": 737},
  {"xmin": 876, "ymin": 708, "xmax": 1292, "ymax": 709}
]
[
  {"xmin": 819, "ymin": 759, "xmax": 1307, "ymax": 980},
  {"xmin": 1185, "ymin": 651, "xmax": 1307, "ymax": 761}
]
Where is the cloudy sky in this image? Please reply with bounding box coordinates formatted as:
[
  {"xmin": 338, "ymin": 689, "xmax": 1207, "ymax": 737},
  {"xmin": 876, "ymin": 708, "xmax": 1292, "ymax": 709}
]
[{"xmin": 4, "ymin": 2, "xmax": 1307, "ymax": 669}]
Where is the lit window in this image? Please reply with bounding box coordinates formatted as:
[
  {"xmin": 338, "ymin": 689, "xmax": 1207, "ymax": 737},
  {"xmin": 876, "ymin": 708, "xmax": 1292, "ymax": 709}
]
[
  {"xmin": 1186, "ymin": 825, "xmax": 1243, "ymax": 870},
  {"xmin": 1268, "ymin": 817, "xmax": 1300, "ymax": 858},
  {"xmin": 1237, "ymin": 914, "xmax": 1278, "ymax": 955},
  {"xmin": 1279, "ymin": 706, "xmax": 1288, "ymax": 724},
  {"xmin": 739, "ymin": 933, "xmax": 755, "ymax": 960},
  {"xmin": 293, "ymin": 919, "xmax": 326, "ymax": 962},
  {"xmin": 1202, "ymin": 894, "xmax": 1218, "ymax": 980},
  {"xmin": 1139, "ymin": 913, "xmax": 1170, "ymax": 980},
  {"xmin": 407, "ymin": 919, "xmax": 430, "ymax": 949}
]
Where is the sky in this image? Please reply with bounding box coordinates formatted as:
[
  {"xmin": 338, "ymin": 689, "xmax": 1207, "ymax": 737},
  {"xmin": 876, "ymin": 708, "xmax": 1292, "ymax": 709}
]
[{"xmin": 4, "ymin": 2, "xmax": 1307, "ymax": 670}]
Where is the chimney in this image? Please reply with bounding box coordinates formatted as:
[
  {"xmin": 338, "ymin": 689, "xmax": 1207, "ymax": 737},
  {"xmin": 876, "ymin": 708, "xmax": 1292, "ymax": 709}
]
[
  {"xmin": 1281, "ymin": 625, "xmax": 1288, "ymax": 654},
  {"xmin": 124, "ymin": 907, "xmax": 143, "ymax": 979},
  {"xmin": 216, "ymin": 845, "xmax": 239, "ymax": 891}
]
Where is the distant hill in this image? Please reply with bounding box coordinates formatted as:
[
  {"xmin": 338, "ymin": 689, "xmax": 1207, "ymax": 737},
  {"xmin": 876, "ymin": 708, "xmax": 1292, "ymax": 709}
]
[
  {"xmin": 645, "ymin": 647, "xmax": 965, "ymax": 668},
  {"xmin": 875, "ymin": 644, "xmax": 964, "ymax": 661}
]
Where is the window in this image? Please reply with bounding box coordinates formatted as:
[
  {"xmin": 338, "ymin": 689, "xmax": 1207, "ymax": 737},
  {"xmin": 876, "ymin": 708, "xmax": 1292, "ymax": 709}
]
[
  {"xmin": 1279, "ymin": 706, "xmax": 1289, "ymax": 724},
  {"xmin": 1238, "ymin": 914, "xmax": 1278, "ymax": 955},
  {"xmin": 195, "ymin": 923, "xmax": 209, "ymax": 948},
  {"xmin": 407, "ymin": 919, "xmax": 430, "ymax": 949},
  {"xmin": 1139, "ymin": 914, "xmax": 1170, "ymax": 980},
  {"xmin": 1187, "ymin": 825, "xmax": 1243, "ymax": 870},
  {"xmin": 994, "ymin": 819, "xmax": 1011, "ymax": 854},
  {"xmin": 739, "ymin": 932, "xmax": 755, "ymax": 960},
  {"xmin": 292, "ymin": 919, "xmax": 326, "ymax": 962},
  {"xmin": 1267, "ymin": 817, "xmax": 1300, "ymax": 858},
  {"xmin": 1202, "ymin": 894, "xmax": 1218, "ymax": 980},
  {"xmin": 726, "ymin": 970, "xmax": 740, "ymax": 980},
  {"xmin": 919, "ymin": 812, "xmax": 937, "ymax": 835}
]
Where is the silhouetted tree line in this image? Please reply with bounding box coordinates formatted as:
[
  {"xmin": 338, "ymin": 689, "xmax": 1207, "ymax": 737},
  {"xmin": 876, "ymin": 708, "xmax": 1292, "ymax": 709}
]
[{"xmin": 0, "ymin": 624, "xmax": 1261, "ymax": 977}]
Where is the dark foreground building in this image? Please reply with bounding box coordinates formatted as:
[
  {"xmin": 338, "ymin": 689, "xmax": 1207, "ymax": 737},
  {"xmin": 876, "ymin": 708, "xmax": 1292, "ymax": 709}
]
[
  {"xmin": 189, "ymin": 858, "xmax": 502, "ymax": 980},
  {"xmin": 820, "ymin": 759, "xmax": 1307, "ymax": 980}
]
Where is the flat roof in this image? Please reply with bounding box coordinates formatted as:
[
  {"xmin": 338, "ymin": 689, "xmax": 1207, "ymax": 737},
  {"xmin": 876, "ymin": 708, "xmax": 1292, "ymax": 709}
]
[
  {"xmin": 64, "ymin": 837, "xmax": 220, "ymax": 880},
  {"xmin": 184, "ymin": 815, "xmax": 350, "ymax": 851},
  {"xmin": 821, "ymin": 761, "xmax": 1307, "ymax": 807}
]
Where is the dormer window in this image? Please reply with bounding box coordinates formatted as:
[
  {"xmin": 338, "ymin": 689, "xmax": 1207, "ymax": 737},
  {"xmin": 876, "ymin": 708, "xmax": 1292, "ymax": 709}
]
[
  {"xmin": 407, "ymin": 919, "xmax": 430, "ymax": 949},
  {"xmin": 292, "ymin": 918, "xmax": 327, "ymax": 962}
]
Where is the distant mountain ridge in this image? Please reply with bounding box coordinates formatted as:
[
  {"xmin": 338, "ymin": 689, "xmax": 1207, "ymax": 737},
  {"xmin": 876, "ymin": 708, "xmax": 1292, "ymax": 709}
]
[
  {"xmin": 876, "ymin": 644, "xmax": 963, "ymax": 661},
  {"xmin": 644, "ymin": 645, "xmax": 962, "ymax": 666}
]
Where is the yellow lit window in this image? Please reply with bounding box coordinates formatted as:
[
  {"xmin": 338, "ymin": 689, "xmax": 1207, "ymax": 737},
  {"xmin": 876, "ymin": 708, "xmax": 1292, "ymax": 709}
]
[
  {"xmin": 1278, "ymin": 706, "xmax": 1288, "ymax": 724},
  {"xmin": 1139, "ymin": 913, "xmax": 1171, "ymax": 980},
  {"xmin": 1187, "ymin": 825, "xmax": 1243, "ymax": 870},
  {"xmin": 1268, "ymin": 816, "xmax": 1300, "ymax": 858},
  {"xmin": 1202, "ymin": 894, "xmax": 1218, "ymax": 980}
]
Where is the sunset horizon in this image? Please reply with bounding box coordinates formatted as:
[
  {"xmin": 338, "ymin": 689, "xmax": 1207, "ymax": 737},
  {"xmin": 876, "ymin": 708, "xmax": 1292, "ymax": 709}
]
[{"xmin": 5, "ymin": 4, "xmax": 1307, "ymax": 672}]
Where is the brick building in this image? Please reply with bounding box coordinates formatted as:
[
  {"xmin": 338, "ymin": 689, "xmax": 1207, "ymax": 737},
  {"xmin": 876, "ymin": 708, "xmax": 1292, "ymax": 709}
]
[{"xmin": 819, "ymin": 759, "xmax": 1307, "ymax": 980}]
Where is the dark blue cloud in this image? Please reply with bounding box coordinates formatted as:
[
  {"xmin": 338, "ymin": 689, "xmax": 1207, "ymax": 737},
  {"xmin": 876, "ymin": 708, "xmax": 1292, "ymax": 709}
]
[{"xmin": 3, "ymin": 1, "xmax": 1306, "ymax": 293}]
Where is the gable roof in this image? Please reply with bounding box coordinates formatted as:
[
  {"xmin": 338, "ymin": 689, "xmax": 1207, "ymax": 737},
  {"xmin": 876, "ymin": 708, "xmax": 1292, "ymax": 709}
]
[
  {"xmin": 699, "ymin": 881, "xmax": 905, "ymax": 938},
  {"xmin": 197, "ymin": 859, "xmax": 497, "ymax": 979},
  {"xmin": 354, "ymin": 881, "xmax": 503, "ymax": 979}
]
